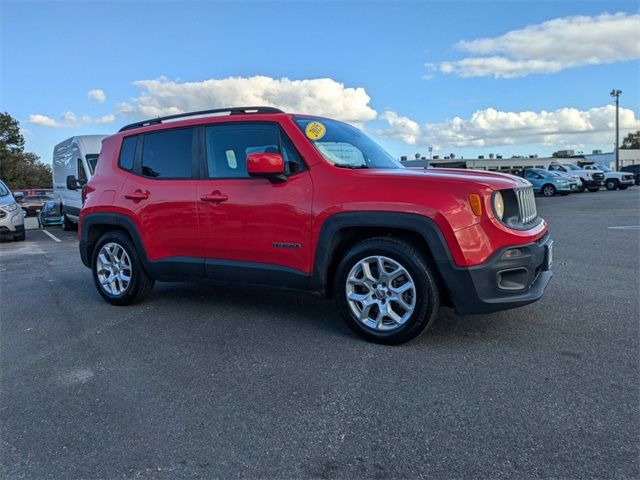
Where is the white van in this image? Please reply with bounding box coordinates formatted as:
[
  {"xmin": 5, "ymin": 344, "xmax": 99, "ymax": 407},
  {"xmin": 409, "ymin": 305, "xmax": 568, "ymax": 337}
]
[{"xmin": 53, "ymin": 135, "xmax": 107, "ymax": 230}]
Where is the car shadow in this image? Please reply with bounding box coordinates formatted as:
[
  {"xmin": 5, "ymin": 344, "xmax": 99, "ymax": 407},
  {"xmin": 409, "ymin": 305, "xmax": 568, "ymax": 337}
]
[{"xmin": 145, "ymin": 280, "xmax": 516, "ymax": 346}]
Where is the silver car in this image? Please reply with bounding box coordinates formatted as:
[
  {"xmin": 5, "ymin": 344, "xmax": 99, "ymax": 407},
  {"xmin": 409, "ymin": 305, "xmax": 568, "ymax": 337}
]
[{"xmin": 0, "ymin": 179, "xmax": 25, "ymax": 241}]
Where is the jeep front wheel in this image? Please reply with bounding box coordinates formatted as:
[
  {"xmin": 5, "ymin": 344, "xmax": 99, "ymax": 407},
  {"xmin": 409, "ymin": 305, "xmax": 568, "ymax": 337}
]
[
  {"xmin": 334, "ymin": 238, "xmax": 440, "ymax": 345},
  {"xmin": 92, "ymin": 231, "xmax": 154, "ymax": 306}
]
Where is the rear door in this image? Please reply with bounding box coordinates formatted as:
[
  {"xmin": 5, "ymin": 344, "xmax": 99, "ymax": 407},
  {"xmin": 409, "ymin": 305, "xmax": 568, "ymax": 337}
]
[
  {"xmin": 196, "ymin": 122, "xmax": 313, "ymax": 273},
  {"xmin": 119, "ymin": 127, "xmax": 200, "ymax": 262}
]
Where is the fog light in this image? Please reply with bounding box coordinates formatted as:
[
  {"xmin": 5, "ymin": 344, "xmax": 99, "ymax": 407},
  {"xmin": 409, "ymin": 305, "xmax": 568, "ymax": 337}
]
[{"xmin": 502, "ymin": 248, "xmax": 522, "ymax": 260}]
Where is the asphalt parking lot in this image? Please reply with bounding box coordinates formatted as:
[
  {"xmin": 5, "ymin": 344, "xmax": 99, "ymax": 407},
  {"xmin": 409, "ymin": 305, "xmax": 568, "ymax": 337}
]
[{"xmin": 1, "ymin": 189, "xmax": 639, "ymax": 479}]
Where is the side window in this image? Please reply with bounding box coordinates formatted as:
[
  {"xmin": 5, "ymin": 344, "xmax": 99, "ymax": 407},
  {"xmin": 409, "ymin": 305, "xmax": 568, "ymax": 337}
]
[
  {"xmin": 205, "ymin": 124, "xmax": 279, "ymax": 178},
  {"xmin": 142, "ymin": 128, "xmax": 193, "ymax": 178},
  {"xmin": 205, "ymin": 123, "xmax": 307, "ymax": 178},
  {"xmin": 549, "ymin": 165, "xmax": 558, "ymax": 171},
  {"xmin": 77, "ymin": 158, "xmax": 88, "ymax": 183},
  {"xmin": 119, "ymin": 135, "xmax": 137, "ymax": 171}
]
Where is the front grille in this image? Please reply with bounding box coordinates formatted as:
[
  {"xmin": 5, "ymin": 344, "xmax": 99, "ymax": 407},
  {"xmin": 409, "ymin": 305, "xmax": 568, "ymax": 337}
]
[
  {"xmin": 592, "ymin": 172, "xmax": 605, "ymax": 181},
  {"xmin": 0, "ymin": 211, "xmax": 6, "ymax": 219},
  {"xmin": 623, "ymin": 174, "xmax": 634, "ymax": 181},
  {"xmin": 515, "ymin": 187, "xmax": 537, "ymax": 225}
]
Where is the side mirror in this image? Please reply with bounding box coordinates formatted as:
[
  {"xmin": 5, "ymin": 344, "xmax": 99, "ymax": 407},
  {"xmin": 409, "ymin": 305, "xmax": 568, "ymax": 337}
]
[
  {"xmin": 247, "ymin": 153, "xmax": 286, "ymax": 183},
  {"xmin": 66, "ymin": 175, "xmax": 80, "ymax": 190}
]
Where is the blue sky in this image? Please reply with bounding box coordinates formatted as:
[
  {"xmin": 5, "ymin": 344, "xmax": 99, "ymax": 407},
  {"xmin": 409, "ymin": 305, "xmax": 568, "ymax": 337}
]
[{"xmin": 2, "ymin": 0, "xmax": 639, "ymax": 163}]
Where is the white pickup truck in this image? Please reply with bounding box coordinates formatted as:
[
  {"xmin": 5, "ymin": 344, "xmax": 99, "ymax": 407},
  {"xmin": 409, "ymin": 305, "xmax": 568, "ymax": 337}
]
[
  {"xmin": 548, "ymin": 163, "xmax": 605, "ymax": 192},
  {"xmin": 582, "ymin": 164, "xmax": 635, "ymax": 191}
]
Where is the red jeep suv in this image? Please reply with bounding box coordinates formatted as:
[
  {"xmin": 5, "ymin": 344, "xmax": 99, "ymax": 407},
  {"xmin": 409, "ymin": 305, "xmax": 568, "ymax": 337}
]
[{"xmin": 79, "ymin": 107, "xmax": 553, "ymax": 344}]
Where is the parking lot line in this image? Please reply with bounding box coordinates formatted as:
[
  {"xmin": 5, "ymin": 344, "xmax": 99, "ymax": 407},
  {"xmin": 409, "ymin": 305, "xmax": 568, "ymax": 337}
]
[
  {"xmin": 41, "ymin": 229, "xmax": 62, "ymax": 242},
  {"xmin": 607, "ymin": 225, "xmax": 640, "ymax": 230}
]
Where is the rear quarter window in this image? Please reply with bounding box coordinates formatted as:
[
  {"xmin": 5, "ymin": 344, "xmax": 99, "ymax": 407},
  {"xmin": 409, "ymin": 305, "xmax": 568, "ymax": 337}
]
[
  {"xmin": 119, "ymin": 136, "xmax": 137, "ymax": 171},
  {"xmin": 141, "ymin": 128, "xmax": 193, "ymax": 178}
]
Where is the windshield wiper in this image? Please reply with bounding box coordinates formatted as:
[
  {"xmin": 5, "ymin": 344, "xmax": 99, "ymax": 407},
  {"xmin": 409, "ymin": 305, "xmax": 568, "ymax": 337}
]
[{"xmin": 335, "ymin": 164, "xmax": 369, "ymax": 169}]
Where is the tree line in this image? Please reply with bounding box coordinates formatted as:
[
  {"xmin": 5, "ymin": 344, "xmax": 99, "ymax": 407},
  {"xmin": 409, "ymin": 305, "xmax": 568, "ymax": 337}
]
[{"xmin": 0, "ymin": 112, "xmax": 52, "ymax": 189}]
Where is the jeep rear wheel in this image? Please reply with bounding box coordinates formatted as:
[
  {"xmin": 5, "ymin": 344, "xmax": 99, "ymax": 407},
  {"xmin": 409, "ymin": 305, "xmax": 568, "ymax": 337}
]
[
  {"xmin": 334, "ymin": 238, "xmax": 440, "ymax": 345},
  {"xmin": 91, "ymin": 231, "xmax": 154, "ymax": 306}
]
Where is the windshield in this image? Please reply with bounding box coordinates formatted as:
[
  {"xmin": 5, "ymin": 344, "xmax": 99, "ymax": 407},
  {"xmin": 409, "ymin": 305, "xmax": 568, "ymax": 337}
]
[
  {"xmin": 597, "ymin": 165, "xmax": 610, "ymax": 172},
  {"xmin": 86, "ymin": 154, "xmax": 99, "ymax": 174},
  {"xmin": 0, "ymin": 181, "xmax": 10, "ymax": 197},
  {"xmin": 564, "ymin": 164, "xmax": 580, "ymax": 171},
  {"xmin": 294, "ymin": 117, "xmax": 403, "ymax": 169}
]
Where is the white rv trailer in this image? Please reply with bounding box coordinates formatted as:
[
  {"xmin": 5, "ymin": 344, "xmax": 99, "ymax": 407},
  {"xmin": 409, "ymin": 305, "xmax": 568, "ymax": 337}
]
[{"xmin": 52, "ymin": 135, "xmax": 107, "ymax": 230}]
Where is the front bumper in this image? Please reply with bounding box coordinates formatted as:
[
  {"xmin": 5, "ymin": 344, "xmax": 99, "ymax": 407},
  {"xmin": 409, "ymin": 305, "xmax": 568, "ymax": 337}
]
[
  {"xmin": 0, "ymin": 210, "xmax": 25, "ymax": 232},
  {"xmin": 584, "ymin": 179, "xmax": 605, "ymax": 188},
  {"xmin": 40, "ymin": 214, "xmax": 63, "ymax": 226},
  {"xmin": 0, "ymin": 224, "xmax": 25, "ymax": 237},
  {"xmin": 438, "ymin": 233, "xmax": 553, "ymax": 315}
]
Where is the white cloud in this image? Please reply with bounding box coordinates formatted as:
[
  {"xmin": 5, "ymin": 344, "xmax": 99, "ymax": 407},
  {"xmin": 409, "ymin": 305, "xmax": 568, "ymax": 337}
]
[
  {"xmin": 377, "ymin": 111, "xmax": 422, "ymax": 145},
  {"xmin": 121, "ymin": 75, "xmax": 377, "ymax": 124},
  {"xmin": 431, "ymin": 12, "xmax": 640, "ymax": 78},
  {"xmin": 95, "ymin": 114, "xmax": 115, "ymax": 124},
  {"xmin": 88, "ymin": 89, "xmax": 106, "ymax": 103},
  {"xmin": 28, "ymin": 111, "xmax": 115, "ymax": 128},
  {"xmin": 378, "ymin": 105, "xmax": 640, "ymax": 149},
  {"xmin": 28, "ymin": 114, "xmax": 60, "ymax": 127}
]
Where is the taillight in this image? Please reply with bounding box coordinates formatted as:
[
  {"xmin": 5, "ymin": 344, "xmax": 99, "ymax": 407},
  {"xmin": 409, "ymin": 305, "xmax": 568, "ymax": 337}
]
[{"xmin": 81, "ymin": 184, "xmax": 94, "ymax": 204}]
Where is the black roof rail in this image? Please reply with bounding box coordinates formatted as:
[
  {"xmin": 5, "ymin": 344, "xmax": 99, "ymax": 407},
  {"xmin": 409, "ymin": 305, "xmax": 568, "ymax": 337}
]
[{"xmin": 118, "ymin": 106, "xmax": 285, "ymax": 132}]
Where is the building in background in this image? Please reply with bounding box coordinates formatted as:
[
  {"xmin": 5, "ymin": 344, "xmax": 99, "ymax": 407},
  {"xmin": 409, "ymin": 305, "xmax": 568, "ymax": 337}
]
[{"xmin": 400, "ymin": 149, "xmax": 640, "ymax": 171}]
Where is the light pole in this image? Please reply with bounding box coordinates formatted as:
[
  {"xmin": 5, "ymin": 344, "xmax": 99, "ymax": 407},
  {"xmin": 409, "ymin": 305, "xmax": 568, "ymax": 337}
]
[{"xmin": 610, "ymin": 89, "xmax": 622, "ymax": 170}]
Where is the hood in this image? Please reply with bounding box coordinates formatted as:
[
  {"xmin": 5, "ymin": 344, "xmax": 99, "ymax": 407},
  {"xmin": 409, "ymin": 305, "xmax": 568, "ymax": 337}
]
[
  {"xmin": 356, "ymin": 167, "xmax": 530, "ymax": 190},
  {"xmin": 0, "ymin": 194, "xmax": 16, "ymax": 208}
]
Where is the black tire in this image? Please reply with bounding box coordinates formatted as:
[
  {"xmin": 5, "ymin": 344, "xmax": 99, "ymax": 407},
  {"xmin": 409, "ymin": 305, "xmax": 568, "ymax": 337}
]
[
  {"xmin": 541, "ymin": 184, "xmax": 556, "ymax": 197},
  {"xmin": 560, "ymin": 192, "xmax": 569, "ymax": 196},
  {"xmin": 14, "ymin": 231, "xmax": 25, "ymax": 241},
  {"xmin": 62, "ymin": 213, "xmax": 76, "ymax": 231},
  {"xmin": 588, "ymin": 187, "xmax": 600, "ymax": 193},
  {"xmin": 605, "ymin": 179, "xmax": 618, "ymax": 191},
  {"xmin": 334, "ymin": 237, "xmax": 440, "ymax": 345},
  {"xmin": 91, "ymin": 231, "xmax": 154, "ymax": 306}
]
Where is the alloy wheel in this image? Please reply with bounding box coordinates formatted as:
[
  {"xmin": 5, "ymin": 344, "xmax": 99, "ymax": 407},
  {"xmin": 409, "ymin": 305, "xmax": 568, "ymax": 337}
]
[
  {"xmin": 345, "ymin": 255, "xmax": 416, "ymax": 332},
  {"xmin": 96, "ymin": 242, "xmax": 132, "ymax": 296}
]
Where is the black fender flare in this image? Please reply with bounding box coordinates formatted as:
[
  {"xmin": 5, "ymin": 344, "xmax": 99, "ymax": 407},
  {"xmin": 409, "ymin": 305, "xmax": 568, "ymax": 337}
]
[
  {"xmin": 79, "ymin": 213, "xmax": 149, "ymax": 268},
  {"xmin": 310, "ymin": 211, "xmax": 455, "ymax": 294}
]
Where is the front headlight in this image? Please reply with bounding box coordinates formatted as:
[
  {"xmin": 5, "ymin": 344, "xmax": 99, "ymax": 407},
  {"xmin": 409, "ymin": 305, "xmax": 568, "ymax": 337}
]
[
  {"xmin": 493, "ymin": 191, "xmax": 505, "ymax": 220},
  {"xmin": 4, "ymin": 203, "xmax": 18, "ymax": 212}
]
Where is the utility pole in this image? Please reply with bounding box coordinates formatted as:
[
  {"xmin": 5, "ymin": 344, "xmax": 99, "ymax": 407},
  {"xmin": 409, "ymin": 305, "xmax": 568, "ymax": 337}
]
[{"xmin": 610, "ymin": 89, "xmax": 622, "ymax": 170}]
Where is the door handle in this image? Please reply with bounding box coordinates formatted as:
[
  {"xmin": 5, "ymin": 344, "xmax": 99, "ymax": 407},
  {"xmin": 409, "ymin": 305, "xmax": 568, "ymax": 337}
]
[
  {"xmin": 124, "ymin": 190, "xmax": 150, "ymax": 201},
  {"xmin": 200, "ymin": 192, "xmax": 228, "ymax": 204}
]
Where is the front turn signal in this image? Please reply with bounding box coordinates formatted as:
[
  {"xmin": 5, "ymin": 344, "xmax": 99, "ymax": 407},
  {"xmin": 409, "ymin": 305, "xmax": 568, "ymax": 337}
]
[{"xmin": 468, "ymin": 194, "xmax": 483, "ymax": 216}]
